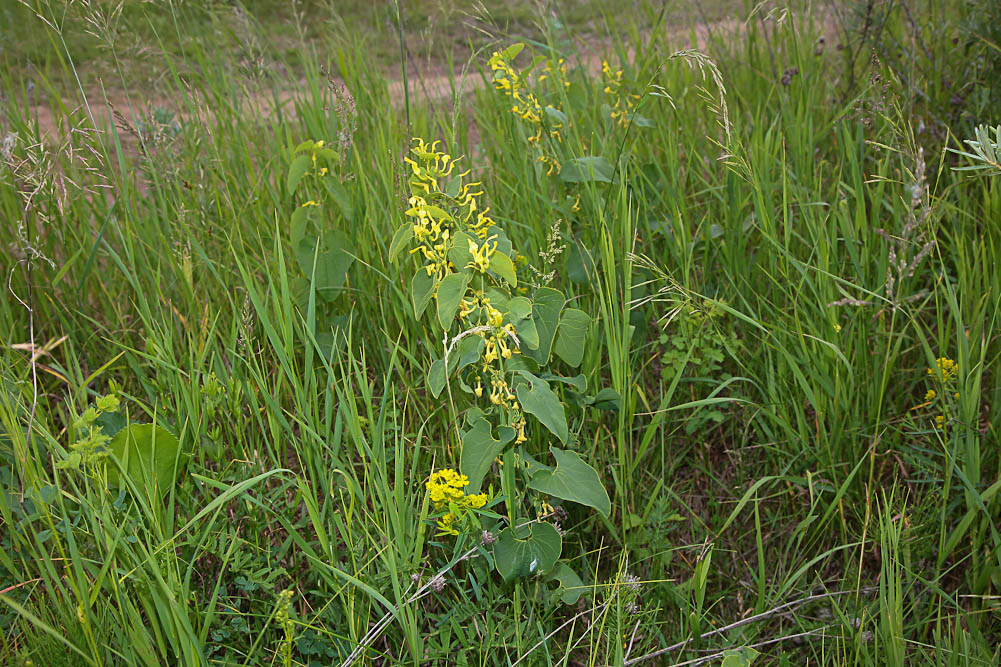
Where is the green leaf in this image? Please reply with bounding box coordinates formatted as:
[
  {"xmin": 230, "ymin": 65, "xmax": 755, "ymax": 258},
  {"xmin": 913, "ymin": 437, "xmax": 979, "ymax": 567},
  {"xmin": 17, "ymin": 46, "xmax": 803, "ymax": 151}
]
[
  {"xmin": 290, "ymin": 206, "xmax": 312, "ymax": 249},
  {"xmin": 389, "ymin": 224, "xmax": 414, "ymax": 262},
  {"xmin": 460, "ymin": 418, "xmax": 515, "ymax": 493},
  {"xmin": 589, "ymin": 387, "xmax": 620, "ymax": 412},
  {"xmin": 721, "ymin": 648, "xmax": 759, "ymax": 667},
  {"xmin": 528, "ymin": 448, "xmax": 611, "ymax": 517},
  {"xmin": 456, "ymin": 335, "xmax": 485, "ymax": 371},
  {"xmin": 525, "ymin": 287, "xmax": 565, "ymax": 365},
  {"xmin": 505, "ymin": 297, "xmax": 539, "ymax": 350},
  {"xmin": 108, "ymin": 424, "xmax": 184, "ymax": 499},
  {"xmin": 559, "ymin": 156, "xmax": 614, "ymax": 183},
  {"xmin": 632, "ymin": 113, "xmax": 656, "ymax": 128},
  {"xmin": 296, "ymin": 230, "xmax": 354, "ymax": 301},
  {"xmin": 287, "ymin": 154, "xmax": 312, "ymax": 194},
  {"xmin": 411, "ymin": 270, "xmax": 435, "ymax": 320},
  {"xmin": 489, "ymin": 252, "xmax": 517, "ymax": 287},
  {"xmin": 544, "ymin": 106, "xmax": 568, "ymax": 125},
  {"xmin": 567, "ymin": 243, "xmax": 594, "ymax": 284},
  {"xmin": 540, "ymin": 372, "xmax": 587, "ymax": 392},
  {"xmin": 493, "ymin": 522, "xmax": 562, "ymax": 581},
  {"xmin": 427, "ymin": 358, "xmax": 447, "ymax": 398},
  {"xmin": 546, "ymin": 562, "xmax": 585, "ymax": 605},
  {"xmin": 553, "ymin": 308, "xmax": 590, "ymax": 367},
  {"xmin": 501, "ymin": 43, "xmax": 525, "ymax": 61},
  {"xmin": 448, "ymin": 231, "xmax": 476, "ymax": 270},
  {"xmin": 323, "ymin": 179, "xmax": 354, "ymax": 222},
  {"xmin": 436, "ymin": 272, "xmax": 469, "ymax": 330},
  {"xmin": 515, "ymin": 372, "xmax": 568, "ymax": 443}
]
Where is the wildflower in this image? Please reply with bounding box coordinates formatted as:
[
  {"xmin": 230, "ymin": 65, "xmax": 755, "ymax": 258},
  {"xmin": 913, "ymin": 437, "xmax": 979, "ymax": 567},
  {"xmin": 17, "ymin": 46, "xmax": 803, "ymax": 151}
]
[
  {"xmin": 928, "ymin": 357, "xmax": 957, "ymax": 381},
  {"xmin": 300, "ymin": 200, "xmax": 319, "ymax": 208},
  {"xmin": 425, "ymin": 468, "xmax": 491, "ymax": 536},
  {"xmin": 924, "ymin": 389, "xmax": 936, "ymax": 402},
  {"xmin": 514, "ymin": 419, "xmax": 528, "ymax": 444},
  {"xmin": 468, "ymin": 237, "xmax": 497, "ymax": 273},
  {"xmin": 935, "ymin": 415, "xmax": 946, "ymax": 429}
]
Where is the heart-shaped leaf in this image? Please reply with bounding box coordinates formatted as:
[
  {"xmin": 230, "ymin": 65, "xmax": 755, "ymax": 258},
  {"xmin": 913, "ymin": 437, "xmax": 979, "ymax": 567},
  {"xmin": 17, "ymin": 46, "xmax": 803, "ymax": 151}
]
[
  {"xmin": 515, "ymin": 372, "xmax": 568, "ymax": 443},
  {"xmin": 460, "ymin": 418, "xmax": 514, "ymax": 493},
  {"xmin": 553, "ymin": 308, "xmax": 590, "ymax": 367},
  {"xmin": 494, "ymin": 522, "xmax": 562, "ymax": 581},
  {"xmin": 528, "ymin": 447, "xmax": 610, "ymax": 517}
]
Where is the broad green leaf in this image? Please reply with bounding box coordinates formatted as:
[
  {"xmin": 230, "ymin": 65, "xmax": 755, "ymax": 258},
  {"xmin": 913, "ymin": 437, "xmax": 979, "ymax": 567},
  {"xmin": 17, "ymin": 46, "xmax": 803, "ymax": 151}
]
[
  {"xmin": 501, "ymin": 42, "xmax": 525, "ymax": 61},
  {"xmin": 721, "ymin": 648, "xmax": 759, "ymax": 667},
  {"xmin": 427, "ymin": 358, "xmax": 447, "ymax": 398},
  {"xmin": 108, "ymin": 424, "xmax": 184, "ymax": 499},
  {"xmin": 546, "ymin": 562, "xmax": 585, "ymax": 605},
  {"xmin": 567, "ymin": 243, "xmax": 594, "ymax": 284},
  {"xmin": 544, "ymin": 106, "xmax": 568, "ymax": 125},
  {"xmin": 296, "ymin": 230, "xmax": 354, "ymax": 301},
  {"xmin": 287, "ymin": 154, "xmax": 312, "ymax": 194},
  {"xmin": 540, "ymin": 372, "xmax": 587, "ymax": 392},
  {"xmin": 589, "ymin": 387, "xmax": 620, "ymax": 411},
  {"xmin": 525, "ymin": 287, "xmax": 565, "ymax": 365},
  {"xmin": 515, "ymin": 372, "xmax": 568, "ymax": 443},
  {"xmin": 489, "ymin": 252, "xmax": 517, "ymax": 286},
  {"xmin": 494, "ymin": 522, "xmax": 562, "ymax": 581},
  {"xmin": 528, "ymin": 448, "xmax": 611, "ymax": 517},
  {"xmin": 389, "ymin": 224, "xmax": 414, "ymax": 262},
  {"xmin": 505, "ymin": 296, "xmax": 539, "ymax": 350},
  {"xmin": 553, "ymin": 308, "xmax": 590, "ymax": 367},
  {"xmin": 456, "ymin": 335, "xmax": 485, "ymax": 371},
  {"xmin": 290, "ymin": 206, "xmax": 312, "ymax": 249},
  {"xmin": 411, "ymin": 270, "xmax": 435, "ymax": 319},
  {"xmin": 436, "ymin": 272, "xmax": 469, "ymax": 330},
  {"xmin": 323, "ymin": 179, "xmax": 354, "ymax": 222},
  {"xmin": 422, "ymin": 205, "xmax": 453, "ymax": 222},
  {"xmin": 448, "ymin": 231, "xmax": 476, "ymax": 270},
  {"xmin": 559, "ymin": 156, "xmax": 614, "ymax": 183},
  {"xmin": 460, "ymin": 418, "xmax": 514, "ymax": 493}
]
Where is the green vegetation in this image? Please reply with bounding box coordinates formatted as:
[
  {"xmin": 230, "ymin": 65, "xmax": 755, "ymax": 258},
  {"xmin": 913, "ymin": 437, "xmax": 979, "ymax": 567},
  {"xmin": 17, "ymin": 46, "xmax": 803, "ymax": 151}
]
[{"xmin": 2, "ymin": 1, "xmax": 1000, "ymax": 665}]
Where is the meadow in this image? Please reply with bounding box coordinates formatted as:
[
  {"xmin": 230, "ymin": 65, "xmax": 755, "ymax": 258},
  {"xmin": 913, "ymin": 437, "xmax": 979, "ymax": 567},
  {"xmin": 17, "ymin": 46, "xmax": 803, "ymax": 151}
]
[{"xmin": 2, "ymin": 1, "xmax": 1000, "ymax": 665}]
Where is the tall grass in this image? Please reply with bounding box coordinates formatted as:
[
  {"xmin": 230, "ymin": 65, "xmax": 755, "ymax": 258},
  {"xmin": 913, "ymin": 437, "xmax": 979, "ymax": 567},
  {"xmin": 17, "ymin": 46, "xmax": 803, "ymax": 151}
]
[{"xmin": 2, "ymin": 1, "xmax": 999, "ymax": 664}]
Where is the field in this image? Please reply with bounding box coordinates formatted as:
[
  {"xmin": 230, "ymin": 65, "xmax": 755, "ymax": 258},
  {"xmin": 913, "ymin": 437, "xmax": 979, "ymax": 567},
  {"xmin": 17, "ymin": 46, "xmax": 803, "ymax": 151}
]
[{"xmin": 2, "ymin": 0, "xmax": 1001, "ymax": 665}]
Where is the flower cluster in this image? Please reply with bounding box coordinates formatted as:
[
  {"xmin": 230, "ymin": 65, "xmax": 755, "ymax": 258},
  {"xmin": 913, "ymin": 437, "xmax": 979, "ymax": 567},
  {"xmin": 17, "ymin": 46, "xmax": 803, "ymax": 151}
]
[
  {"xmin": 404, "ymin": 139, "xmax": 499, "ymax": 281},
  {"xmin": 927, "ymin": 357, "xmax": 958, "ymax": 382},
  {"xmin": 602, "ymin": 60, "xmax": 640, "ymax": 127},
  {"xmin": 914, "ymin": 358, "xmax": 960, "ymax": 430},
  {"xmin": 426, "ymin": 468, "xmax": 489, "ymax": 535},
  {"xmin": 488, "ymin": 46, "xmax": 568, "ymax": 175}
]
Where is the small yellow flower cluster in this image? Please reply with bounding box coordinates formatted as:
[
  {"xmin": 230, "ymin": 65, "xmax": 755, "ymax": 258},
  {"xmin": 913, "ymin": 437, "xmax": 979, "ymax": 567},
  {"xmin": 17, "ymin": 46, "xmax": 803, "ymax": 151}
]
[
  {"xmin": 426, "ymin": 468, "xmax": 489, "ymax": 535},
  {"xmin": 601, "ymin": 60, "xmax": 640, "ymax": 127},
  {"xmin": 927, "ymin": 357, "xmax": 958, "ymax": 381},
  {"xmin": 404, "ymin": 139, "xmax": 500, "ymax": 280}
]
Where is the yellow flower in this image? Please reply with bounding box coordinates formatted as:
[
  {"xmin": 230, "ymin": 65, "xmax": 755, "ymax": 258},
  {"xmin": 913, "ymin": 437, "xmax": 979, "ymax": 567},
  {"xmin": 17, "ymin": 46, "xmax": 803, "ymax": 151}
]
[
  {"xmin": 928, "ymin": 357, "xmax": 957, "ymax": 381},
  {"xmin": 924, "ymin": 389, "xmax": 936, "ymax": 402},
  {"xmin": 935, "ymin": 415, "xmax": 946, "ymax": 429}
]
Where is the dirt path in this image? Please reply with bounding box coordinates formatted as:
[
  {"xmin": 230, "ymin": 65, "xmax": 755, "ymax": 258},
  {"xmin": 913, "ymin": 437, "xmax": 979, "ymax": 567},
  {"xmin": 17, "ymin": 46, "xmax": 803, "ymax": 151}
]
[{"xmin": 21, "ymin": 14, "xmax": 834, "ymax": 144}]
